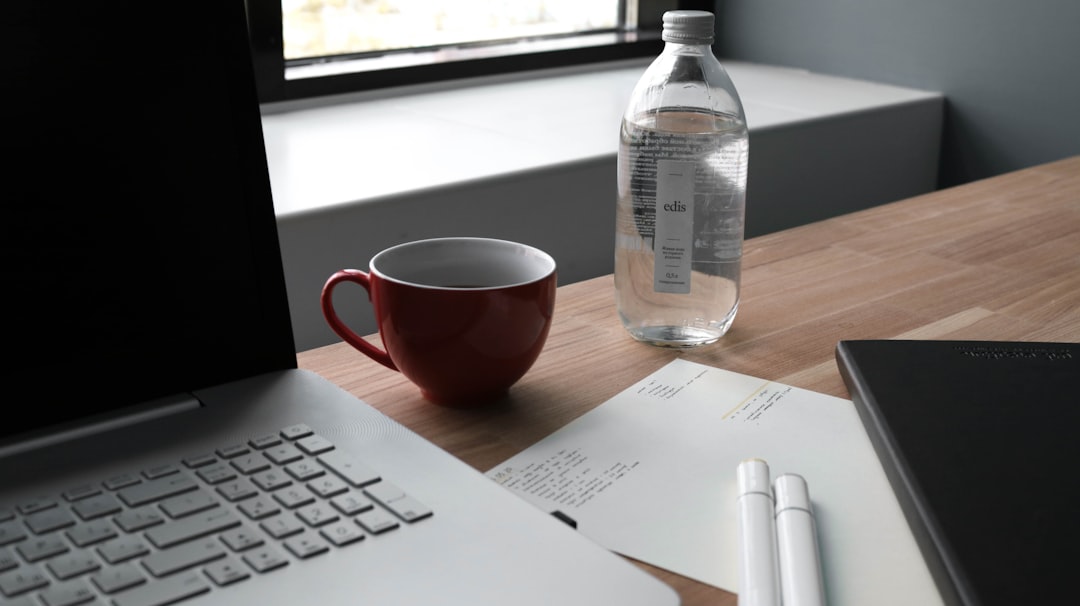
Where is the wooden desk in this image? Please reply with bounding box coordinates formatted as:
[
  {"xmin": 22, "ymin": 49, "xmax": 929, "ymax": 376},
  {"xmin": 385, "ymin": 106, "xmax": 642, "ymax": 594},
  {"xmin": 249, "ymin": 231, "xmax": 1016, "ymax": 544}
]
[{"xmin": 298, "ymin": 156, "xmax": 1080, "ymax": 605}]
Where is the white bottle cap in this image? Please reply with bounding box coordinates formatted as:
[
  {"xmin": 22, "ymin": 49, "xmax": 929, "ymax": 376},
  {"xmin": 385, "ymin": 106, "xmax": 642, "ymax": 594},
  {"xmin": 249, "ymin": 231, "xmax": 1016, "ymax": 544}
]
[
  {"xmin": 774, "ymin": 473, "xmax": 813, "ymax": 513},
  {"xmin": 662, "ymin": 10, "xmax": 715, "ymax": 44},
  {"xmin": 737, "ymin": 458, "xmax": 773, "ymax": 497}
]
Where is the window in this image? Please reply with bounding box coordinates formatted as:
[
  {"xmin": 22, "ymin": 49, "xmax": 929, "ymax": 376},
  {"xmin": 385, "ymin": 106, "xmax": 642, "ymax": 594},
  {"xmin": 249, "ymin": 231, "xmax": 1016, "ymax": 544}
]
[{"xmin": 247, "ymin": 0, "xmax": 712, "ymax": 103}]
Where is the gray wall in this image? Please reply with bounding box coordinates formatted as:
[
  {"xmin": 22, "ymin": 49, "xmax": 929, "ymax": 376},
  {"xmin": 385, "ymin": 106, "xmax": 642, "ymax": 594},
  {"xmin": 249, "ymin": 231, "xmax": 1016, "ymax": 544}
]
[{"xmin": 714, "ymin": 0, "xmax": 1080, "ymax": 187}]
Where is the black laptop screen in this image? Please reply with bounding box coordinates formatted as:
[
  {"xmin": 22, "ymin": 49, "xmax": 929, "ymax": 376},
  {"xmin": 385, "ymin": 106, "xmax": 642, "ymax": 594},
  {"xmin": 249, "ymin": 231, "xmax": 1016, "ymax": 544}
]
[{"xmin": 3, "ymin": 2, "xmax": 296, "ymax": 445}]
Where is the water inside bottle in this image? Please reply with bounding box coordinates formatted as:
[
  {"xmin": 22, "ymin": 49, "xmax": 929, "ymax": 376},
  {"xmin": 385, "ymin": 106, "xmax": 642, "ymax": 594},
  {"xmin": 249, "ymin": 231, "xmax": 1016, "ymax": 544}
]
[{"xmin": 615, "ymin": 108, "xmax": 748, "ymax": 347}]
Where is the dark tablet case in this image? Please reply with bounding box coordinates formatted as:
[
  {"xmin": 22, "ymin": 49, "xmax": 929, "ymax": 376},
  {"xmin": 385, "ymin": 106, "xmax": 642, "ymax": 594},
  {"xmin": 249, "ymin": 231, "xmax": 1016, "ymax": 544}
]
[{"xmin": 835, "ymin": 340, "xmax": 1079, "ymax": 606}]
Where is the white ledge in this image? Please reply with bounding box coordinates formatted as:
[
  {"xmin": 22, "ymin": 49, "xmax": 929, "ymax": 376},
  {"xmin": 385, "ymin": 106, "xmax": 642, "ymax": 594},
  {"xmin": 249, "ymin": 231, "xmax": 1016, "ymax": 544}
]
[{"xmin": 261, "ymin": 59, "xmax": 941, "ymax": 220}]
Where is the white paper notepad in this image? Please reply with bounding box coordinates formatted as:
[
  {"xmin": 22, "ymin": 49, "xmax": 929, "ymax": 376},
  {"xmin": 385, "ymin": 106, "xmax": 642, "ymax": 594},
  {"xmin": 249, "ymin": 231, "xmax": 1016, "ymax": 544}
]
[{"xmin": 486, "ymin": 358, "xmax": 943, "ymax": 606}]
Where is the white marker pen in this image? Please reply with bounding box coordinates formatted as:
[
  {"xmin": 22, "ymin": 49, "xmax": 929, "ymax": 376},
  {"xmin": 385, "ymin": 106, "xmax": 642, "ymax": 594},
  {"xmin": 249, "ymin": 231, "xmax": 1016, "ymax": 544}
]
[
  {"xmin": 774, "ymin": 473, "xmax": 826, "ymax": 606},
  {"xmin": 736, "ymin": 458, "xmax": 781, "ymax": 606}
]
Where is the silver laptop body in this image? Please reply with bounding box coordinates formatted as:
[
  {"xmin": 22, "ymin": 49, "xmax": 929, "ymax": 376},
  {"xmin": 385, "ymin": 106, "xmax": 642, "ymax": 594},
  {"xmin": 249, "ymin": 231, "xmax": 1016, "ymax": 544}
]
[{"xmin": 0, "ymin": 3, "xmax": 679, "ymax": 605}]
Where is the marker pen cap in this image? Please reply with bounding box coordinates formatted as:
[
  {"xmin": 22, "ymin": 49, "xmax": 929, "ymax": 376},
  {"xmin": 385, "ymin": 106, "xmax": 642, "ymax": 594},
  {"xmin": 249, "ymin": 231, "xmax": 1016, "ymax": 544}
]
[
  {"xmin": 737, "ymin": 458, "xmax": 773, "ymax": 496},
  {"xmin": 774, "ymin": 473, "xmax": 812, "ymax": 512}
]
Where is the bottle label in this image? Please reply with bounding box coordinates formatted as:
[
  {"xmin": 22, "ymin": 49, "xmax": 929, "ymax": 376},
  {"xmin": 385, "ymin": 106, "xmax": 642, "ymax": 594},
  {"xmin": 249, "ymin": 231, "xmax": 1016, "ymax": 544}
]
[{"xmin": 653, "ymin": 159, "xmax": 694, "ymax": 294}]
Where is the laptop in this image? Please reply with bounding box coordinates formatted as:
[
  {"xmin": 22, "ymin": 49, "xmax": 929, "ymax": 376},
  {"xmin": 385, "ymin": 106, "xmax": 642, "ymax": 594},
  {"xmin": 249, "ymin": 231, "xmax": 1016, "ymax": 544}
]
[{"xmin": 0, "ymin": 3, "xmax": 679, "ymax": 605}]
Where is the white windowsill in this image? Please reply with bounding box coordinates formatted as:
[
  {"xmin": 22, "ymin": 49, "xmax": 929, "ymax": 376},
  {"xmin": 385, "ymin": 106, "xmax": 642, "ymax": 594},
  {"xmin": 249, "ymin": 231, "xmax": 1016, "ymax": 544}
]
[{"xmin": 260, "ymin": 58, "xmax": 941, "ymax": 220}]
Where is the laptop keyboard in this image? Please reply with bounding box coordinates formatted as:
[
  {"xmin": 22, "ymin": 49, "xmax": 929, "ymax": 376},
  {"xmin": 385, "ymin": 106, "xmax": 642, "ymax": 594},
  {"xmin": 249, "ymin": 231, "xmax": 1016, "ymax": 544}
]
[{"xmin": 0, "ymin": 423, "xmax": 433, "ymax": 606}]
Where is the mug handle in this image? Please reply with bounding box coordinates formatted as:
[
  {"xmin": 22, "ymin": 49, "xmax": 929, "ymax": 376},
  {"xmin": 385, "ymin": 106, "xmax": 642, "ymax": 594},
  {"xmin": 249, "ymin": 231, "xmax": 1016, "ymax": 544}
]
[{"xmin": 320, "ymin": 269, "xmax": 398, "ymax": 371}]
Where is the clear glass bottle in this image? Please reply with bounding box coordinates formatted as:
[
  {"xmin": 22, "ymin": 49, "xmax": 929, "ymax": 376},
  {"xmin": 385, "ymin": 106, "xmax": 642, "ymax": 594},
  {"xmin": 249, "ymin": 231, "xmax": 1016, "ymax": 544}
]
[{"xmin": 615, "ymin": 9, "xmax": 749, "ymax": 347}]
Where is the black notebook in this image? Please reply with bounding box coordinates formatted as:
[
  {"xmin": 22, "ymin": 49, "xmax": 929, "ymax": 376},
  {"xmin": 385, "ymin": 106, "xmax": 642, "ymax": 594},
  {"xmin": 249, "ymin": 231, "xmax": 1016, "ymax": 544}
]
[{"xmin": 835, "ymin": 340, "xmax": 1079, "ymax": 606}]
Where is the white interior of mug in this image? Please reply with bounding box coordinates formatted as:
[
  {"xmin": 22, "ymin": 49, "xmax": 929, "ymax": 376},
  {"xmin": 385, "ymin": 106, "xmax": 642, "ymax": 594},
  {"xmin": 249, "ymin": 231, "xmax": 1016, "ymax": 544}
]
[{"xmin": 371, "ymin": 237, "xmax": 556, "ymax": 289}]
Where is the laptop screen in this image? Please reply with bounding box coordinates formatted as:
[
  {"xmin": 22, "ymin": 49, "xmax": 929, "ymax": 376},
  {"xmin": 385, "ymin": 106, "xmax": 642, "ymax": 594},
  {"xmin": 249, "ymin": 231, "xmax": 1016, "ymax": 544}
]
[{"xmin": 3, "ymin": 2, "xmax": 296, "ymax": 446}]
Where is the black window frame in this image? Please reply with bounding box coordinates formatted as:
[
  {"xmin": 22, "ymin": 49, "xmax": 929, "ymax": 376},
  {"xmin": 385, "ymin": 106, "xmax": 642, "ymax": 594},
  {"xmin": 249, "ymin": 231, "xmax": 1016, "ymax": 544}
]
[{"xmin": 246, "ymin": 0, "xmax": 714, "ymax": 104}]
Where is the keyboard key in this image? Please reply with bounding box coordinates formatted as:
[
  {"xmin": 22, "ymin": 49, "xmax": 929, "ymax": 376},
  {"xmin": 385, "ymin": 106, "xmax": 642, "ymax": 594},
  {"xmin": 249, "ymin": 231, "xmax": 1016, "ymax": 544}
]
[
  {"xmin": 204, "ymin": 556, "xmax": 250, "ymax": 586},
  {"xmin": 142, "ymin": 538, "xmax": 225, "ymax": 577},
  {"xmin": 296, "ymin": 503, "xmax": 339, "ymax": 527},
  {"xmin": 229, "ymin": 455, "xmax": 270, "ymax": 475},
  {"xmin": 0, "ymin": 564, "xmax": 49, "ymax": 596},
  {"xmin": 0, "ymin": 520, "xmax": 29, "ymax": 546},
  {"xmin": 97, "ymin": 537, "xmax": 150, "ymax": 564},
  {"xmin": 318, "ymin": 451, "xmax": 380, "ymax": 487},
  {"xmin": 66, "ymin": 519, "xmax": 118, "ymax": 547},
  {"xmin": 249, "ymin": 433, "xmax": 283, "ymax": 450},
  {"xmin": 382, "ymin": 495, "xmax": 432, "ymax": 523},
  {"xmin": 364, "ymin": 481, "xmax": 433, "ymax": 523},
  {"xmin": 259, "ymin": 516, "xmax": 304, "ymax": 540},
  {"xmin": 355, "ymin": 510, "xmax": 399, "ymax": 535},
  {"xmin": 216, "ymin": 479, "xmax": 258, "ymax": 503},
  {"xmin": 114, "ymin": 506, "xmax": 164, "ymax": 532},
  {"xmin": 263, "ymin": 444, "xmax": 303, "ymax": 465},
  {"xmin": 283, "ymin": 533, "xmax": 329, "ymax": 559},
  {"xmin": 194, "ymin": 463, "xmax": 237, "ymax": 485},
  {"xmin": 242, "ymin": 546, "xmax": 289, "ymax": 573},
  {"xmin": 111, "ymin": 571, "xmax": 209, "ymax": 606},
  {"xmin": 0, "ymin": 546, "xmax": 17, "ymax": 571},
  {"xmin": 46, "ymin": 550, "xmax": 101, "ymax": 579},
  {"xmin": 17, "ymin": 536, "xmax": 69, "ymax": 562},
  {"xmin": 237, "ymin": 497, "xmax": 279, "ymax": 521},
  {"xmin": 145, "ymin": 509, "xmax": 240, "ymax": 549},
  {"xmin": 17, "ymin": 497, "xmax": 57, "ymax": 515},
  {"xmin": 25, "ymin": 507, "xmax": 76, "ymax": 534},
  {"xmin": 362, "ymin": 481, "xmax": 404, "ymax": 503},
  {"xmin": 103, "ymin": 473, "xmax": 141, "ymax": 490},
  {"xmin": 62, "ymin": 485, "xmax": 101, "ymax": 502},
  {"xmin": 219, "ymin": 526, "xmax": 264, "ymax": 552},
  {"xmin": 142, "ymin": 464, "xmax": 179, "ymax": 480},
  {"xmin": 280, "ymin": 424, "xmax": 313, "ymax": 440},
  {"xmin": 284, "ymin": 460, "xmax": 324, "ymax": 481},
  {"xmin": 272, "ymin": 487, "xmax": 314, "ymax": 510},
  {"xmin": 117, "ymin": 474, "xmax": 197, "ymax": 507},
  {"xmin": 319, "ymin": 522, "xmax": 365, "ymax": 547},
  {"xmin": 307, "ymin": 475, "xmax": 349, "ymax": 499},
  {"xmin": 181, "ymin": 453, "xmax": 217, "ymax": 469},
  {"xmin": 295, "ymin": 435, "xmax": 334, "ymax": 456},
  {"xmin": 159, "ymin": 490, "xmax": 218, "ymax": 518},
  {"xmin": 38, "ymin": 579, "xmax": 95, "ymax": 606},
  {"xmin": 250, "ymin": 470, "xmax": 292, "ymax": 492},
  {"xmin": 330, "ymin": 492, "xmax": 374, "ymax": 516},
  {"xmin": 71, "ymin": 493, "xmax": 122, "ymax": 520},
  {"xmin": 91, "ymin": 563, "xmax": 146, "ymax": 594},
  {"xmin": 216, "ymin": 444, "xmax": 250, "ymax": 459}
]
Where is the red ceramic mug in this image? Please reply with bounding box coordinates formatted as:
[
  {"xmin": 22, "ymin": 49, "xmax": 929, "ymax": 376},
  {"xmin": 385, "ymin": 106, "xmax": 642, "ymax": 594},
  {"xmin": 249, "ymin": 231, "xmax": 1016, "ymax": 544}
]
[{"xmin": 320, "ymin": 237, "xmax": 557, "ymax": 407}]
